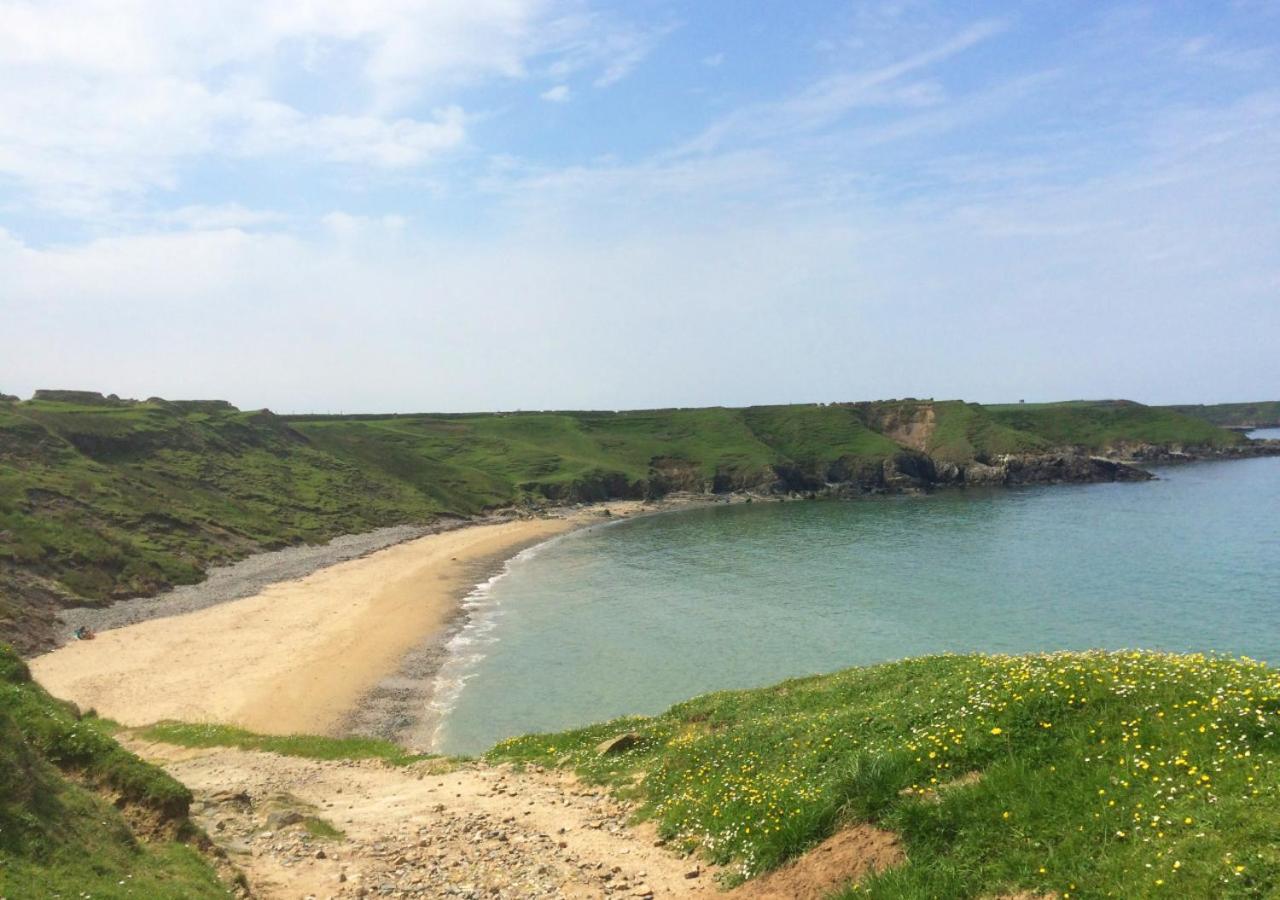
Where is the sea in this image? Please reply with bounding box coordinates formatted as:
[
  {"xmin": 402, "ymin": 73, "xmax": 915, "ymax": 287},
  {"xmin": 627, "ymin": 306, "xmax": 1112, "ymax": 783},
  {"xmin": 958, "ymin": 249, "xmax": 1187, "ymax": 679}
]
[{"xmin": 432, "ymin": 429, "xmax": 1280, "ymax": 755}]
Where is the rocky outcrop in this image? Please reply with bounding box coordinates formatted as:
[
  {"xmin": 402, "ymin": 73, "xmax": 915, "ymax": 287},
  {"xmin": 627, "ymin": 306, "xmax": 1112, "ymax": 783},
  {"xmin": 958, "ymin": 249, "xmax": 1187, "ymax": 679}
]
[
  {"xmin": 648, "ymin": 457, "xmax": 709, "ymax": 495},
  {"xmin": 770, "ymin": 450, "xmax": 1153, "ymax": 498},
  {"xmin": 1105, "ymin": 441, "xmax": 1280, "ymax": 463},
  {"xmin": 1002, "ymin": 453, "xmax": 1152, "ymax": 484},
  {"xmin": 525, "ymin": 471, "xmax": 646, "ymax": 503}
]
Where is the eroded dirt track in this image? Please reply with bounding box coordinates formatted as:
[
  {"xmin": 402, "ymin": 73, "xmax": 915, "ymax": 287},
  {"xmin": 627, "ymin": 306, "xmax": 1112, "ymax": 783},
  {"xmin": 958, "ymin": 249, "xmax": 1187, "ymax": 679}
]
[{"xmin": 130, "ymin": 739, "xmax": 714, "ymax": 900}]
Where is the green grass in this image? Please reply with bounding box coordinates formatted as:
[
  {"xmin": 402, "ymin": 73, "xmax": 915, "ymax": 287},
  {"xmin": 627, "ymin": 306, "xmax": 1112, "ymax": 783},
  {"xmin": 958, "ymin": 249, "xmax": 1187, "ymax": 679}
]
[
  {"xmin": 985, "ymin": 400, "xmax": 1244, "ymax": 450},
  {"xmin": 302, "ymin": 816, "xmax": 345, "ymax": 840},
  {"xmin": 0, "ymin": 393, "xmax": 1250, "ymax": 651},
  {"xmin": 0, "ymin": 645, "xmax": 226, "ymax": 898},
  {"xmin": 137, "ymin": 721, "xmax": 437, "ymax": 767},
  {"xmin": 491, "ymin": 650, "xmax": 1280, "ymax": 899},
  {"xmin": 742, "ymin": 405, "xmax": 904, "ymax": 473},
  {"xmin": 1164, "ymin": 401, "xmax": 1280, "ymax": 429},
  {"xmin": 0, "ymin": 650, "xmax": 191, "ymax": 817}
]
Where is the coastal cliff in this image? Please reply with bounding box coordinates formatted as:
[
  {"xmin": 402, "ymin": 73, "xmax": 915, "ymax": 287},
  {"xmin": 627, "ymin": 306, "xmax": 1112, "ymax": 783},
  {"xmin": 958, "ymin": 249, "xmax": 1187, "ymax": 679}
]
[{"xmin": 2, "ymin": 392, "xmax": 1276, "ymax": 652}]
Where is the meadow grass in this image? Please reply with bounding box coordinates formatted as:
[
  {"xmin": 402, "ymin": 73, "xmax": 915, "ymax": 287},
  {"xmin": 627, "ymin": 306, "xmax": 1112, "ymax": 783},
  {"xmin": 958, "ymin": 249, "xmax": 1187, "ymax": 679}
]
[
  {"xmin": 985, "ymin": 400, "xmax": 1243, "ymax": 450},
  {"xmin": 1165, "ymin": 401, "xmax": 1280, "ymax": 428},
  {"xmin": 0, "ymin": 645, "xmax": 226, "ymax": 898},
  {"xmin": 492, "ymin": 650, "xmax": 1280, "ymax": 898},
  {"xmin": 137, "ymin": 721, "xmax": 437, "ymax": 766}
]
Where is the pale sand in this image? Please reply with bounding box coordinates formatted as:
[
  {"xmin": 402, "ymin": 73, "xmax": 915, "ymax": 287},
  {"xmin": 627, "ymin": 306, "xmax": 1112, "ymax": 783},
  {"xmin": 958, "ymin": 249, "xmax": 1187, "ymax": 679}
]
[{"xmin": 30, "ymin": 504, "xmax": 643, "ymax": 735}]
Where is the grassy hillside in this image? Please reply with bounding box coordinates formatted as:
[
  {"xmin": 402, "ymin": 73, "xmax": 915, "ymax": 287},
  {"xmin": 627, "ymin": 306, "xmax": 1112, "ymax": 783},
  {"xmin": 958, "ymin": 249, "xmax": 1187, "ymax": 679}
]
[
  {"xmin": 984, "ymin": 400, "xmax": 1245, "ymax": 450},
  {"xmin": 0, "ymin": 397, "xmax": 447, "ymax": 650},
  {"xmin": 0, "ymin": 392, "xmax": 1254, "ymax": 651},
  {"xmin": 849, "ymin": 399, "xmax": 1050, "ymax": 463},
  {"xmin": 0, "ymin": 645, "xmax": 226, "ymax": 897},
  {"xmin": 1165, "ymin": 401, "xmax": 1280, "ymax": 429},
  {"xmin": 493, "ymin": 650, "xmax": 1280, "ymax": 899}
]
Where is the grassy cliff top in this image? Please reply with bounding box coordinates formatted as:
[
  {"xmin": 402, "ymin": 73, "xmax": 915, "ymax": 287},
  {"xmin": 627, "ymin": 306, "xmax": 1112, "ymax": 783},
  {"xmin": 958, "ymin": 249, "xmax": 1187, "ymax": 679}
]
[
  {"xmin": 1163, "ymin": 401, "xmax": 1280, "ymax": 428},
  {"xmin": 984, "ymin": 399, "xmax": 1244, "ymax": 449},
  {"xmin": 0, "ymin": 644, "xmax": 226, "ymax": 897},
  {"xmin": 0, "ymin": 394, "xmax": 1249, "ymax": 651},
  {"xmin": 492, "ymin": 649, "xmax": 1280, "ymax": 898}
]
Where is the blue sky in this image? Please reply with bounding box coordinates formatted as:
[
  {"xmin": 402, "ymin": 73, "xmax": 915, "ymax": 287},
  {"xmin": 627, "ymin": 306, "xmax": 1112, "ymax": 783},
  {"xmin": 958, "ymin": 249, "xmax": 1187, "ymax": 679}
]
[{"xmin": 1, "ymin": 1, "xmax": 1277, "ymax": 412}]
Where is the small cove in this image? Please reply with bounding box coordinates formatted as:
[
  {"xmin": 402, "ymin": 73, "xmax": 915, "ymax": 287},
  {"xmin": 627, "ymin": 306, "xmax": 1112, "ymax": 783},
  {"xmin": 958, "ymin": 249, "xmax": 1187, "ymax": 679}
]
[{"xmin": 435, "ymin": 438, "xmax": 1280, "ymax": 754}]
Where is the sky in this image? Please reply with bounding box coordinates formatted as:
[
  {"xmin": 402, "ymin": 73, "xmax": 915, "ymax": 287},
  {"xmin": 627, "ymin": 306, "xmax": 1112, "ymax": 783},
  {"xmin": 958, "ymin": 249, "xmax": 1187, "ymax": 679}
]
[{"xmin": 1, "ymin": 1, "xmax": 1277, "ymax": 413}]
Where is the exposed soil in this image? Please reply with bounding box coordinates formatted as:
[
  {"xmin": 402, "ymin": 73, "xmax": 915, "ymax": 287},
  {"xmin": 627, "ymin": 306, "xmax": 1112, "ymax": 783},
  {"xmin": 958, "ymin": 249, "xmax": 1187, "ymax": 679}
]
[
  {"xmin": 728, "ymin": 825, "xmax": 903, "ymax": 900},
  {"xmin": 128, "ymin": 737, "xmax": 719, "ymax": 899}
]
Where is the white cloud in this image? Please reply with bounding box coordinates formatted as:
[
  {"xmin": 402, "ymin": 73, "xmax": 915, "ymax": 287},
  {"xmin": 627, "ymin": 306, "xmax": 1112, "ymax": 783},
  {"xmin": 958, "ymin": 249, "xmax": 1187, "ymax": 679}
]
[
  {"xmin": 541, "ymin": 85, "xmax": 572, "ymax": 103},
  {"xmin": 5, "ymin": 77, "xmax": 1277, "ymax": 412},
  {"xmin": 702, "ymin": 52, "xmax": 725, "ymax": 67},
  {"xmin": 675, "ymin": 19, "xmax": 1006, "ymax": 157},
  {"xmin": 157, "ymin": 204, "xmax": 289, "ymax": 231},
  {"xmin": 233, "ymin": 101, "xmax": 469, "ymax": 167},
  {"xmin": 0, "ymin": 0, "xmax": 654, "ymax": 216}
]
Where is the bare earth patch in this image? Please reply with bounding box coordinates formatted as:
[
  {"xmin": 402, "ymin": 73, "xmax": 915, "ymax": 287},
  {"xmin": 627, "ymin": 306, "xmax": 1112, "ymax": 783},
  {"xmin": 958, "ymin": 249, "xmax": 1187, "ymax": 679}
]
[
  {"xmin": 728, "ymin": 825, "xmax": 904, "ymax": 900},
  {"xmin": 128, "ymin": 737, "xmax": 717, "ymax": 899}
]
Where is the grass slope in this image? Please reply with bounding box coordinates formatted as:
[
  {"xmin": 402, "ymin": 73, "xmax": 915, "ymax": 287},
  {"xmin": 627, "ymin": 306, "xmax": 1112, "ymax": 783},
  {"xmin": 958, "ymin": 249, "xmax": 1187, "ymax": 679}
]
[
  {"xmin": 850, "ymin": 400, "xmax": 1050, "ymax": 463},
  {"xmin": 493, "ymin": 650, "xmax": 1280, "ymax": 899},
  {"xmin": 0, "ymin": 400, "xmax": 439, "ymax": 598},
  {"xmin": 0, "ymin": 393, "xmax": 1249, "ymax": 650},
  {"xmin": 0, "ymin": 645, "xmax": 226, "ymax": 898},
  {"xmin": 138, "ymin": 722, "xmax": 434, "ymax": 767},
  {"xmin": 1165, "ymin": 401, "xmax": 1280, "ymax": 429},
  {"xmin": 984, "ymin": 400, "xmax": 1244, "ymax": 450}
]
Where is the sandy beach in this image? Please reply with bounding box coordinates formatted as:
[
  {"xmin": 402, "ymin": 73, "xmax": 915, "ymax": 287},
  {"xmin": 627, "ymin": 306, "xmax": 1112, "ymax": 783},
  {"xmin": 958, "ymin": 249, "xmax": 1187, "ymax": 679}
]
[{"xmin": 30, "ymin": 503, "xmax": 646, "ymax": 736}]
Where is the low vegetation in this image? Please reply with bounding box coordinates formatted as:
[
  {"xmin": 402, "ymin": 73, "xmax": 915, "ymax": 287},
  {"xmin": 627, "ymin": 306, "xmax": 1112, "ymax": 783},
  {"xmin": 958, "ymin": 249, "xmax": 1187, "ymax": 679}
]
[
  {"xmin": 1165, "ymin": 401, "xmax": 1280, "ymax": 429},
  {"xmin": 493, "ymin": 650, "xmax": 1280, "ymax": 899},
  {"xmin": 985, "ymin": 400, "xmax": 1243, "ymax": 450},
  {"xmin": 0, "ymin": 391, "xmax": 1260, "ymax": 651},
  {"xmin": 137, "ymin": 721, "xmax": 436, "ymax": 767},
  {"xmin": 0, "ymin": 644, "xmax": 226, "ymax": 897}
]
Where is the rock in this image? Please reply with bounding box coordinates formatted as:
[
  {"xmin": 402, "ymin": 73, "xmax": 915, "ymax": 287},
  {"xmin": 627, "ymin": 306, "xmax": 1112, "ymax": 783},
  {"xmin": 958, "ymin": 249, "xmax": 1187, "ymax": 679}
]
[
  {"xmin": 266, "ymin": 810, "xmax": 304, "ymax": 830},
  {"xmin": 315, "ymin": 848, "xmax": 327, "ymax": 859},
  {"xmin": 595, "ymin": 733, "xmax": 642, "ymax": 756},
  {"xmin": 685, "ymin": 866, "xmax": 701, "ymax": 879}
]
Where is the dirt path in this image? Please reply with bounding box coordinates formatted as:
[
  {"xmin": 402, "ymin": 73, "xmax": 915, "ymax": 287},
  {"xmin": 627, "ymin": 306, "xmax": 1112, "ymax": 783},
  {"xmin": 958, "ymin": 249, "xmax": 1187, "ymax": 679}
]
[{"xmin": 130, "ymin": 738, "xmax": 713, "ymax": 899}]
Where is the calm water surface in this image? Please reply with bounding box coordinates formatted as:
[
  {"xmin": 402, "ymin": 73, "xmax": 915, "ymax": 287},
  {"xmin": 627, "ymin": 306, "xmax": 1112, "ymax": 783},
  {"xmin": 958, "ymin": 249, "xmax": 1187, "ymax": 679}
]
[{"xmin": 435, "ymin": 435, "xmax": 1280, "ymax": 754}]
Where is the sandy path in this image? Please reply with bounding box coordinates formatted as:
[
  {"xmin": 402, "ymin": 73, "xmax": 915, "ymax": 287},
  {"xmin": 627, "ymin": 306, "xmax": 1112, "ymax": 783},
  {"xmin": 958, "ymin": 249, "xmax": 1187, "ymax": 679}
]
[
  {"xmin": 31, "ymin": 506, "xmax": 636, "ymax": 735},
  {"xmin": 130, "ymin": 738, "xmax": 712, "ymax": 899}
]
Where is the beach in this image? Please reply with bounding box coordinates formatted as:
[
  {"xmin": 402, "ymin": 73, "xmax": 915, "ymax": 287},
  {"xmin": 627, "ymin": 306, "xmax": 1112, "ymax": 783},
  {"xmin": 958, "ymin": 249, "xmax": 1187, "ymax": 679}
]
[{"xmin": 30, "ymin": 502, "xmax": 648, "ymax": 736}]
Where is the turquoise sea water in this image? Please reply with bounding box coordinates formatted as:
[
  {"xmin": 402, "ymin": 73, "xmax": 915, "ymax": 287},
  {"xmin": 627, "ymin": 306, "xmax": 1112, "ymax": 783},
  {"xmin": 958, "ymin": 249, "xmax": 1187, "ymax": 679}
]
[{"xmin": 434, "ymin": 433, "xmax": 1280, "ymax": 755}]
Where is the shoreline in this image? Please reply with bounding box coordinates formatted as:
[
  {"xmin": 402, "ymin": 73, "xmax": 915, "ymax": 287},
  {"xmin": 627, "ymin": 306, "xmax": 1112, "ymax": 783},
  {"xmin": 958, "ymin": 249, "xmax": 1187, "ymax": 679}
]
[
  {"xmin": 27, "ymin": 497, "xmax": 714, "ymax": 739},
  {"xmin": 337, "ymin": 525, "xmax": 589, "ymax": 751},
  {"xmin": 25, "ymin": 446, "xmax": 1280, "ymax": 747},
  {"xmin": 342, "ymin": 494, "xmax": 733, "ymax": 751}
]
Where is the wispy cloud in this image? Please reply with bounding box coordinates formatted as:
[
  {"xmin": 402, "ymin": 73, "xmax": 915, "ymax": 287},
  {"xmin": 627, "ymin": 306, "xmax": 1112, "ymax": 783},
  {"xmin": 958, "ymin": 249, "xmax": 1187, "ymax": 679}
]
[{"xmin": 672, "ymin": 19, "xmax": 1007, "ymax": 157}]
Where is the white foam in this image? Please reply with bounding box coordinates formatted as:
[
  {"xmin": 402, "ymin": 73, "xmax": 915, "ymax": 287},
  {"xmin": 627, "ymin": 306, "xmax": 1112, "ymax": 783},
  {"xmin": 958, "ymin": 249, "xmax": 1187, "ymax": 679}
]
[{"xmin": 425, "ymin": 531, "xmax": 570, "ymax": 752}]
